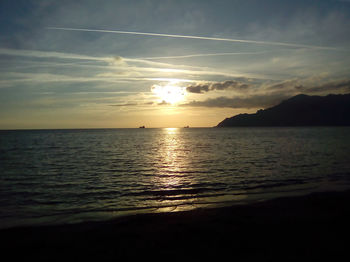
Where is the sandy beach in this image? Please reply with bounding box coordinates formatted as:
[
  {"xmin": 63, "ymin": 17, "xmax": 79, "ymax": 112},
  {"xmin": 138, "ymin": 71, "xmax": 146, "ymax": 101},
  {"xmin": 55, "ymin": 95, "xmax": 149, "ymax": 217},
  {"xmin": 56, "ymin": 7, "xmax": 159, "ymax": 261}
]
[{"xmin": 1, "ymin": 189, "xmax": 349, "ymax": 261}]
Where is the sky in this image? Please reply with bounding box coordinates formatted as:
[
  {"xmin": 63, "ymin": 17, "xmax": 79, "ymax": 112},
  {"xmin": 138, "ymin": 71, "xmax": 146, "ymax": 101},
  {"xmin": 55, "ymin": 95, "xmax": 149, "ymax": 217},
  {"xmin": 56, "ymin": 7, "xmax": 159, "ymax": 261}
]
[{"xmin": 1, "ymin": 0, "xmax": 350, "ymax": 129}]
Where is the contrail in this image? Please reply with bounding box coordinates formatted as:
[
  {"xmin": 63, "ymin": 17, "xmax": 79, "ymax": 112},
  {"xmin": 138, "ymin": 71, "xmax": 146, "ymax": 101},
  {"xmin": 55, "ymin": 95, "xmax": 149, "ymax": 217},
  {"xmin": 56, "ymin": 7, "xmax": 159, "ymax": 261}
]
[
  {"xmin": 139, "ymin": 51, "xmax": 272, "ymax": 60},
  {"xmin": 47, "ymin": 27, "xmax": 337, "ymax": 50}
]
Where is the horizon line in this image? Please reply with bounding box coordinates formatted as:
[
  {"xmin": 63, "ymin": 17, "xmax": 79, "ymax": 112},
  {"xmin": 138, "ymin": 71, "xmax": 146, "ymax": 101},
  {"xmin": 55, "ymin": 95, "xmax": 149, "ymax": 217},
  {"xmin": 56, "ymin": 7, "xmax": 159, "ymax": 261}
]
[{"xmin": 0, "ymin": 126, "xmax": 212, "ymax": 131}]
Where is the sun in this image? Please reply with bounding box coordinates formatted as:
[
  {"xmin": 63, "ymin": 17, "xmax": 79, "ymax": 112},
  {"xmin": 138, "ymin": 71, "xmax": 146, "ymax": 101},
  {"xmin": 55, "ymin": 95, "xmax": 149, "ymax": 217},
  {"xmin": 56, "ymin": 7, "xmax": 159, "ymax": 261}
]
[{"xmin": 151, "ymin": 82, "xmax": 187, "ymax": 104}]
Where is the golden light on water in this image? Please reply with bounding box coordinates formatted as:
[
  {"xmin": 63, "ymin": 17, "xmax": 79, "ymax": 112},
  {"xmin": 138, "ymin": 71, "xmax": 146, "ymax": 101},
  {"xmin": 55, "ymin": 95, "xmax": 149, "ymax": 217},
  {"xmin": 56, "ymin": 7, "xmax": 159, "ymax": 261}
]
[
  {"xmin": 151, "ymin": 128, "xmax": 247, "ymax": 213},
  {"xmin": 159, "ymin": 128, "xmax": 182, "ymax": 181},
  {"xmin": 153, "ymin": 128, "xmax": 185, "ymax": 190},
  {"xmin": 164, "ymin": 127, "xmax": 178, "ymax": 134},
  {"xmin": 151, "ymin": 127, "xmax": 197, "ymax": 212},
  {"xmin": 151, "ymin": 82, "xmax": 187, "ymax": 105}
]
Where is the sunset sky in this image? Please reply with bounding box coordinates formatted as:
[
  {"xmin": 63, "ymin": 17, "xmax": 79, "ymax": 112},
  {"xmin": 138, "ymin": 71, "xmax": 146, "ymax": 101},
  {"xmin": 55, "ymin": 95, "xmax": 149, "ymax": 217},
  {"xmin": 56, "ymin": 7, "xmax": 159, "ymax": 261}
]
[{"xmin": 1, "ymin": 0, "xmax": 350, "ymax": 129}]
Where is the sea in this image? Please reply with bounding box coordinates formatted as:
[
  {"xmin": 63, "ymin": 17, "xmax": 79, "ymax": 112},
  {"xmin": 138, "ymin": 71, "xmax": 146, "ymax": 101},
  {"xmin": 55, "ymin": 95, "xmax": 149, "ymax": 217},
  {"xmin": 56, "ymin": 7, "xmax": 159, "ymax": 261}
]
[{"xmin": 1, "ymin": 127, "xmax": 350, "ymax": 229}]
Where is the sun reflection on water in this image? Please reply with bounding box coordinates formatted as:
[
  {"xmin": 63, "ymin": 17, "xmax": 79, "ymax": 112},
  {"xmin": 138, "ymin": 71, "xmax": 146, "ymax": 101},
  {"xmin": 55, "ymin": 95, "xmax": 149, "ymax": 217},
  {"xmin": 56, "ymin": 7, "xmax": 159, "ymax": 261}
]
[
  {"xmin": 148, "ymin": 128, "xmax": 199, "ymax": 212},
  {"xmin": 156, "ymin": 128, "xmax": 184, "ymax": 187}
]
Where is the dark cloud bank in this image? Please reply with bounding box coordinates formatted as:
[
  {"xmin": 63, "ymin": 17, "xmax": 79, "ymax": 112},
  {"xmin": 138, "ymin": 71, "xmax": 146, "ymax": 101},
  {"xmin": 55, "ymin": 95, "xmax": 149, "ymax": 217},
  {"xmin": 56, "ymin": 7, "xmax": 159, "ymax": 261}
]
[
  {"xmin": 183, "ymin": 79, "xmax": 350, "ymax": 109},
  {"xmin": 186, "ymin": 80, "xmax": 251, "ymax": 94},
  {"xmin": 183, "ymin": 94, "xmax": 290, "ymax": 109}
]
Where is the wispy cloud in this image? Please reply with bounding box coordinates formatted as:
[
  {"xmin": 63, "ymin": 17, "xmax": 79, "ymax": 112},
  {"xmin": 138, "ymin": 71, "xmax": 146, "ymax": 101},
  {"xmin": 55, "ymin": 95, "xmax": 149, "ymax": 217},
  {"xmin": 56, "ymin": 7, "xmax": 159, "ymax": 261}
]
[
  {"xmin": 0, "ymin": 48, "xmax": 108, "ymax": 62},
  {"xmin": 0, "ymin": 47, "xmax": 206, "ymax": 72},
  {"xmin": 297, "ymin": 79, "xmax": 350, "ymax": 93},
  {"xmin": 109, "ymin": 102, "xmax": 139, "ymax": 107},
  {"xmin": 47, "ymin": 27, "xmax": 338, "ymax": 50},
  {"xmin": 0, "ymin": 47, "xmax": 271, "ymax": 84}
]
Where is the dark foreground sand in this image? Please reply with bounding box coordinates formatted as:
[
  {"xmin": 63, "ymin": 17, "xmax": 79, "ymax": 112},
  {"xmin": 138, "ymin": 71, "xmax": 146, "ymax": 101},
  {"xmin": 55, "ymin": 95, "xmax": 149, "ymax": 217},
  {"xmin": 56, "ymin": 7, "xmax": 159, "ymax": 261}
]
[{"xmin": 1, "ymin": 190, "xmax": 349, "ymax": 261}]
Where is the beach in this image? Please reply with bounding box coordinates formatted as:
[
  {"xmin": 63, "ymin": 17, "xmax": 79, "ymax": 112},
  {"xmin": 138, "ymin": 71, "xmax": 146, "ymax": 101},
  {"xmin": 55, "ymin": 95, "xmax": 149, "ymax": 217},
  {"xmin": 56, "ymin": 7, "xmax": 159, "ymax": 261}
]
[{"xmin": 1, "ymin": 189, "xmax": 349, "ymax": 261}]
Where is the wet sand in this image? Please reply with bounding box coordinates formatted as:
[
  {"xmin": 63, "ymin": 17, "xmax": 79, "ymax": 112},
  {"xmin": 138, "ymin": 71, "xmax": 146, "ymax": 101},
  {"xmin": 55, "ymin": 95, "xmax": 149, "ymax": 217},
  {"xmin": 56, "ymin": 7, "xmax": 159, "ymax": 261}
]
[{"xmin": 1, "ymin": 190, "xmax": 349, "ymax": 261}]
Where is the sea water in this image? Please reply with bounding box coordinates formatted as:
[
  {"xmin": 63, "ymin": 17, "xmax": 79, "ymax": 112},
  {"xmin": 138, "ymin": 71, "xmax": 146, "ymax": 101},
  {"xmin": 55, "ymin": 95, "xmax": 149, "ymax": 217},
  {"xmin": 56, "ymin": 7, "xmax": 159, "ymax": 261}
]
[{"xmin": 1, "ymin": 127, "xmax": 350, "ymax": 228}]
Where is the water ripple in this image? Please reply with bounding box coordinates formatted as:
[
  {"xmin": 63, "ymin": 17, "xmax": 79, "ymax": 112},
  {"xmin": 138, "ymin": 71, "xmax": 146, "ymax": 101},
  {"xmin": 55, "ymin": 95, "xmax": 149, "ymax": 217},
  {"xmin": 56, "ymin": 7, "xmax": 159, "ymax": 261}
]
[{"xmin": 0, "ymin": 127, "xmax": 350, "ymax": 228}]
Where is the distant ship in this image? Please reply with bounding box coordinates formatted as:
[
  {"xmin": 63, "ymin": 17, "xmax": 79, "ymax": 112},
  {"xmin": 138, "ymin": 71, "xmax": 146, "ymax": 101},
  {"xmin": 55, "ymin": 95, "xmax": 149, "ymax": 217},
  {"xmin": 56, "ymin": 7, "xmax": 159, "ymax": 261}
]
[
  {"xmin": 184, "ymin": 126, "xmax": 189, "ymax": 128},
  {"xmin": 139, "ymin": 125, "xmax": 145, "ymax": 128}
]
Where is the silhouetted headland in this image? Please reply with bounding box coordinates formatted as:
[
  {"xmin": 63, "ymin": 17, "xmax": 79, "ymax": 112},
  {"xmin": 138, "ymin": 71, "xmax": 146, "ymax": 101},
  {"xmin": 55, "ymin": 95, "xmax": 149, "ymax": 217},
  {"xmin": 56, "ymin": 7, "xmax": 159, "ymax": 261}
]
[{"xmin": 217, "ymin": 93, "xmax": 350, "ymax": 127}]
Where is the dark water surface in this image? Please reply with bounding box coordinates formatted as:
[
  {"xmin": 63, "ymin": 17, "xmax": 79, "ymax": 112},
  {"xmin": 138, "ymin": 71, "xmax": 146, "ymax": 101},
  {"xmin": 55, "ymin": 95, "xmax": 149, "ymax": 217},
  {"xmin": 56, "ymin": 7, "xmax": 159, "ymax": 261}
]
[{"xmin": 1, "ymin": 127, "xmax": 350, "ymax": 228}]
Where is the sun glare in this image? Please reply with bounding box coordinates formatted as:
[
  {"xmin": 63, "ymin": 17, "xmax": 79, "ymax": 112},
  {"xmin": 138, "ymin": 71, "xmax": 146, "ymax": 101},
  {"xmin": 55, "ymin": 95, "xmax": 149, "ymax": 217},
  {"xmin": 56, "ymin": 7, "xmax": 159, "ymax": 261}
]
[{"xmin": 151, "ymin": 82, "xmax": 187, "ymax": 104}]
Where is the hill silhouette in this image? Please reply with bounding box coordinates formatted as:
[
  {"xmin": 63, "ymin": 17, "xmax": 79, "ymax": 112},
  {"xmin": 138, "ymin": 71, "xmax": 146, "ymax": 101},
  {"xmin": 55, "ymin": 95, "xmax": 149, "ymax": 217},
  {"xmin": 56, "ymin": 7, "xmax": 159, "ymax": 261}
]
[{"xmin": 217, "ymin": 93, "xmax": 350, "ymax": 127}]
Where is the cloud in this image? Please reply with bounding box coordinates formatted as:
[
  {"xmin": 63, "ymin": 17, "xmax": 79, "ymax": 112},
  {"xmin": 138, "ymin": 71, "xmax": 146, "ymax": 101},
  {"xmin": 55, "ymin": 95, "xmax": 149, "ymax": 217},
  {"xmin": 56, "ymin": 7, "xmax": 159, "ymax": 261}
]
[
  {"xmin": 113, "ymin": 56, "xmax": 123, "ymax": 62},
  {"xmin": 183, "ymin": 78, "xmax": 350, "ymax": 109},
  {"xmin": 211, "ymin": 80, "xmax": 251, "ymax": 90},
  {"xmin": 300, "ymin": 79, "xmax": 350, "ymax": 93},
  {"xmin": 0, "ymin": 48, "xmax": 108, "ymax": 62},
  {"xmin": 186, "ymin": 80, "xmax": 252, "ymax": 93},
  {"xmin": 109, "ymin": 101, "xmax": 156, "ymax": 107},
  {"xmin": 186, "ymin": 84, "xmax": 210, "ymax": 93},
  {"xmin": 110, "ymin": 56, "xmax": 125, "ymax": 65},
  {"xmin": 265, "ymin": 79, "xmax": 301, "ymax": 90},
  {"xmin": 260, "ymin": 77, "xmax": 350, "ymax": 96},
  {"xmin": 157, "ymin": 100, "xmax": 171, "ymax": 106},
  {"xmin": 182, "ymin": 93, "xmax": 291, "ymax": 109},
  {"xmin": 105, "ymin": 77, "xmax": 350, "ymax": 110},
  {"xmin": 109, "ymin": 103, "xmax": 138, "ymax": 107},
  {"xmin": 1, "ymin": 47, "xmax": 263, "ymax": 88}
]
